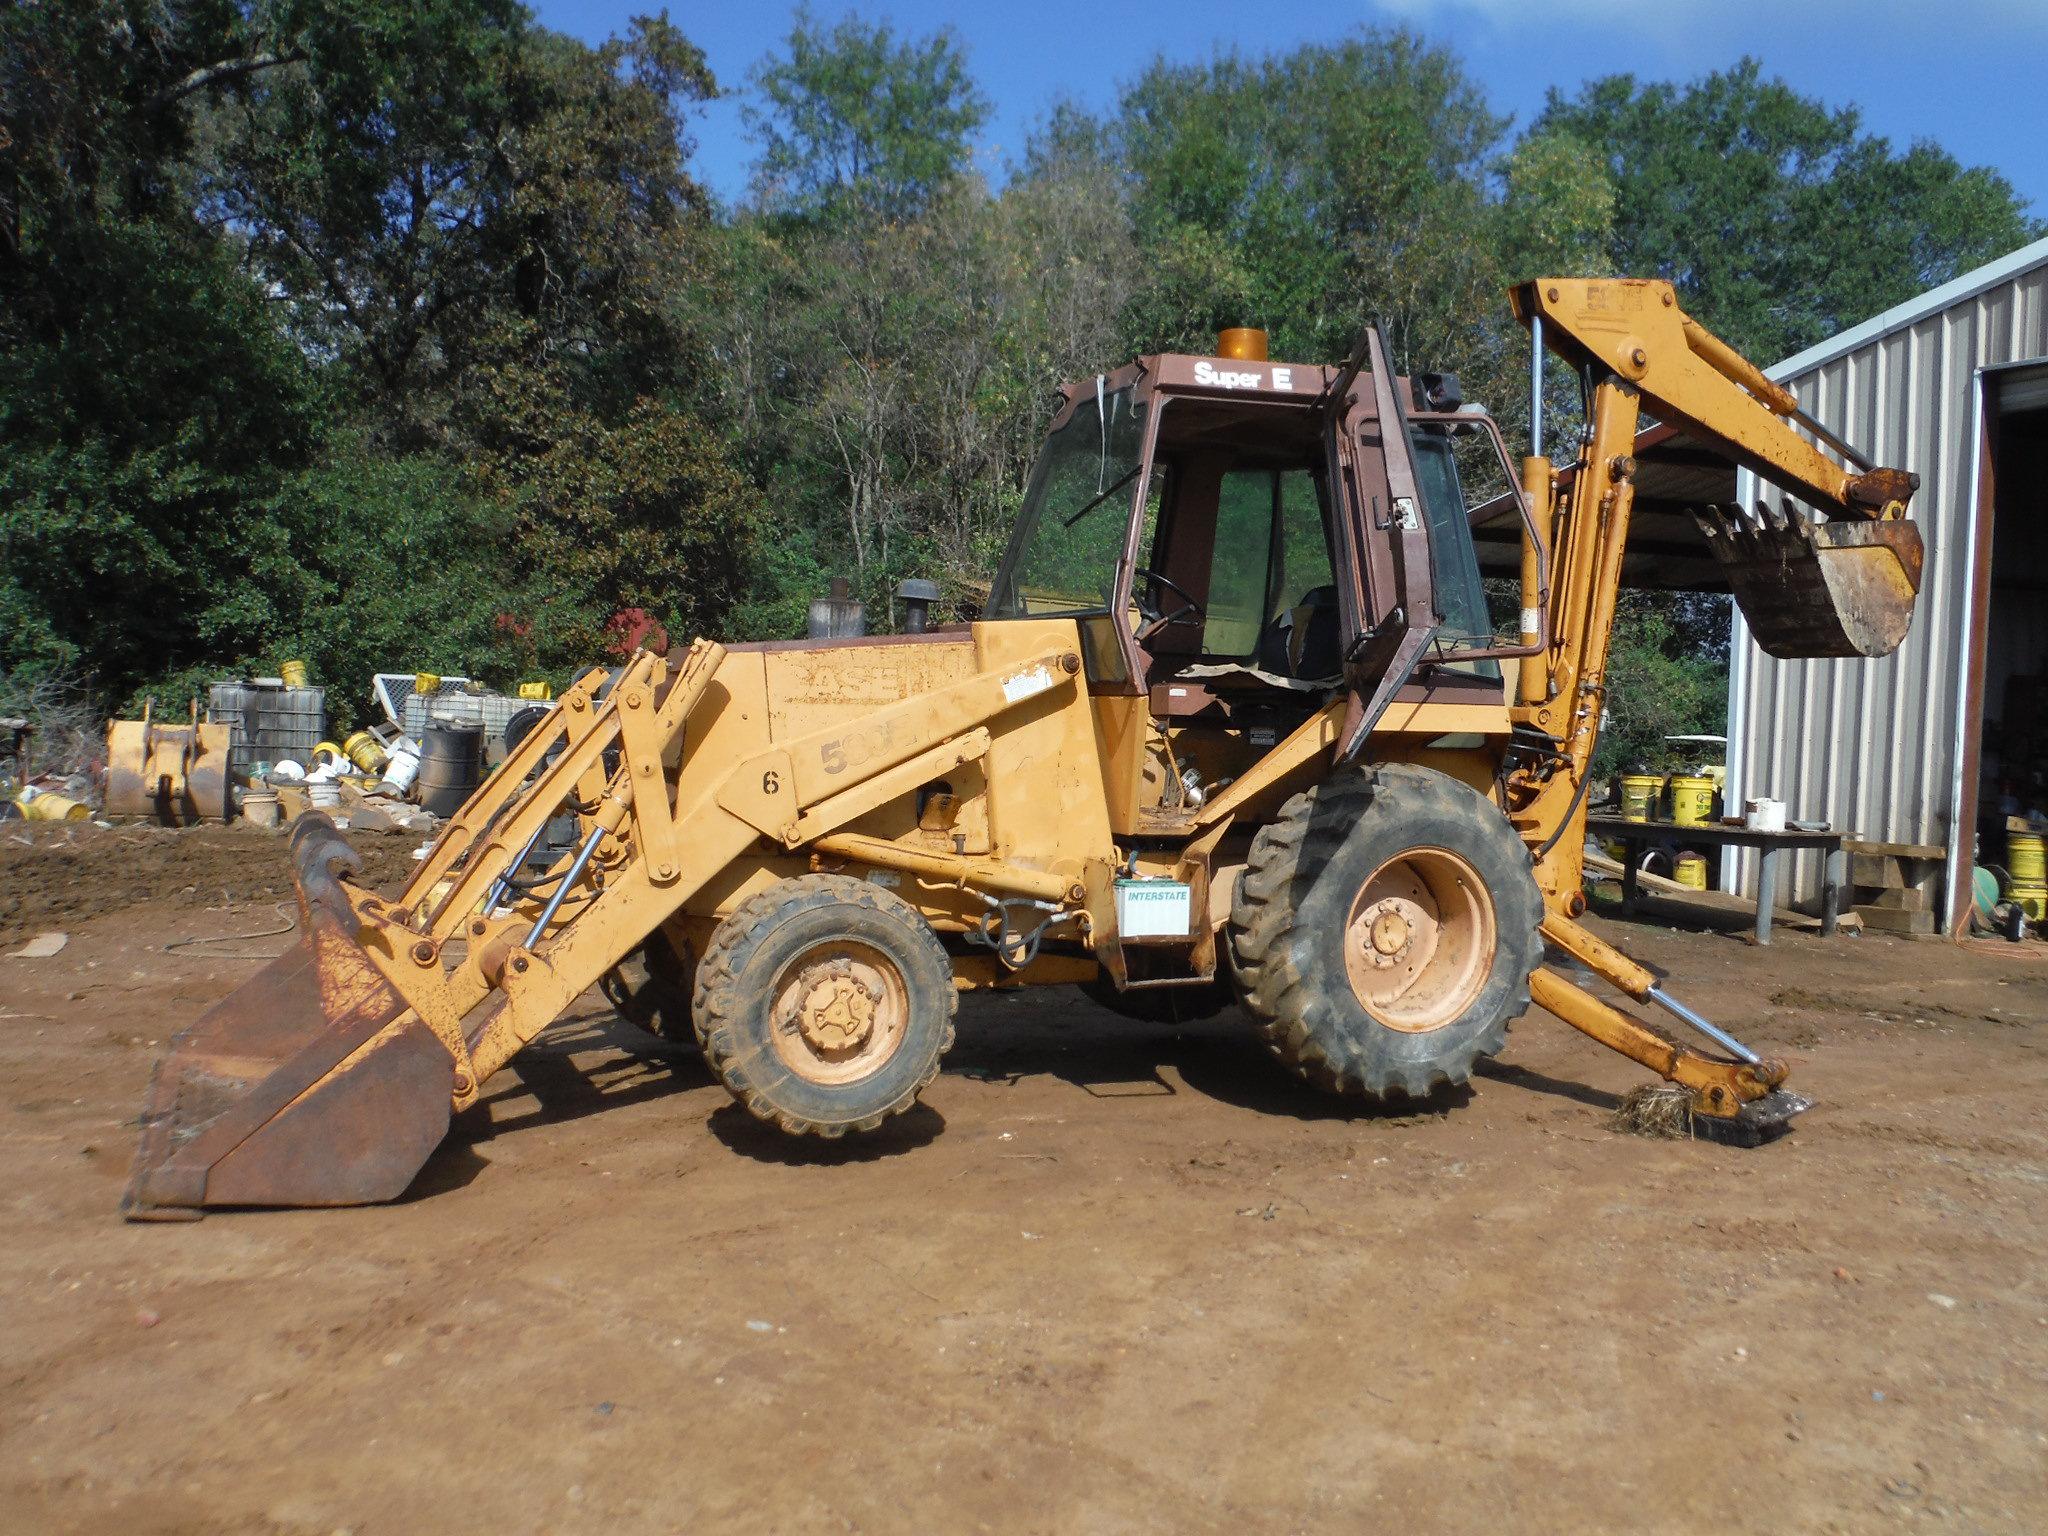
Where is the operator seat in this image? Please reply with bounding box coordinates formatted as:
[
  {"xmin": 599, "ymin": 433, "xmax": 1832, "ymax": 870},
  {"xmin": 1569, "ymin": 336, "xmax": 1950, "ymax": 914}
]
[{"xmin": 1256, "ymin": 585, "xmax": 1341, "ymax": 681}]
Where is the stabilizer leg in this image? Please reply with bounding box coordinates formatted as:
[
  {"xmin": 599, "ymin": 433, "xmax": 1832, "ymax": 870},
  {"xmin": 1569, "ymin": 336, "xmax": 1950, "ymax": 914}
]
[{"xmin": 1532, "ymin": 913, "xmax": 1806, "ymax": 1139}]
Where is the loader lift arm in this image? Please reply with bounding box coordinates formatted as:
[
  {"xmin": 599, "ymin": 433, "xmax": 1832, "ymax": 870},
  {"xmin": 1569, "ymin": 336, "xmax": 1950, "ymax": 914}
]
[{"xmin": 1501, "ymin": 278, "xmax": 1925, "ymax": 1135}]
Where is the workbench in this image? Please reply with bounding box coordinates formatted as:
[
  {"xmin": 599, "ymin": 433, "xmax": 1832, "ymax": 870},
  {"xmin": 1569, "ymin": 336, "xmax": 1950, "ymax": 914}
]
[{"xmin": 1585, "ymin": 814, "xmax": 1847, "ymax": 946}]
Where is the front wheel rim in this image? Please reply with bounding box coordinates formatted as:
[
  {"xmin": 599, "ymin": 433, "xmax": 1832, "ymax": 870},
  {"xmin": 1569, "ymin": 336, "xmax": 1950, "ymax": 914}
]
[
  {"xmin": 1342, "ymin": 847, "xmax": 1496, "ymax": 1033},
  {"xmin": 768, "ymin": 939, "xmax": 910, "ymax": 1084}
]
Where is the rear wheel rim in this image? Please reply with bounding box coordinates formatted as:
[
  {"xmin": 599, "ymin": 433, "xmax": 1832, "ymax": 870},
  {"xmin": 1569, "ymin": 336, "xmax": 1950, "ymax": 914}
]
[
  {"xmin": 1342, "ymin": 847, "xmax": 1495, "ymax": 1033},
  {"xmin": 768, "ymin": 939, "xmax": 910, "ymax": 1085}
]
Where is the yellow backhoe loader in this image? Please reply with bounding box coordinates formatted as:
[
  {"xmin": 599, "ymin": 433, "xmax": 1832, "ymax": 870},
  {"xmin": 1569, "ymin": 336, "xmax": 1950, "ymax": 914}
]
[{"xmin": 123, "ymin": 278, "xmax": 1924, "ymax": 1217}]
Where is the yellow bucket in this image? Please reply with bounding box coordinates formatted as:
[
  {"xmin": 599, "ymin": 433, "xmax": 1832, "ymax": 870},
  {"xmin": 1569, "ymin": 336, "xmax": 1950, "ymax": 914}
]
[
  {"xmin": 2016, "ymin": 889, "xmax": 2048, "ymax": 922},
  {"xmin": 343, "ymin": 730, "xmax": 389, "ymax": 775},
  {"xmin": 1667, "ymin": 774, "xmax": 1716, "ymax": 826},
  {"xmin": 280, "ymin": 659, "xmax": 310, "ymax": 688},
  {"xmin": 415, "ymin": 673, "xmax": 442, "ymax": 696},
  {"xmin": 1620, "ymin": 774, "xmax": 1662, "ymax": 823},
  {"xmin": 1673, "ymin": 852, "xmax": 1709, "ymax": 890},
  {"xmin": 516, "ymin": 681, "xmax": 554, "ymax": 702},
  {"xmin": 18, "ymin": 787, "xmax": 91, "ymax": 821},
  {"xmin": 2010, "ymin": 831, "xmax": 2045, "ymax": 887}
]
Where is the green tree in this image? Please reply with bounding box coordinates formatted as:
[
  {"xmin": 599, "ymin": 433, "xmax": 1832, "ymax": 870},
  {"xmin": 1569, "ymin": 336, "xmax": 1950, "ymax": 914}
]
[
  {"xmin": 1536, "ymin": 60, "xmax": 2041, "ymax": 361},
  {"xmin": 1499, "ymin": 130, "xmax": 1615, "ymax": 282},
  {"xmin": 746, "ymin": 9, "xmax": 988, "ymax": 223},
  {"xmin": 1593, "ymin": 593, "xmax": 1732, "ymax": 780},
  {"xmin": 1111, "ymin": 31, "xmax": 1512, "ymax": 371},
  {"xmin": 0, "ymin": 0, "xmax": 323, "ymax": 689}
]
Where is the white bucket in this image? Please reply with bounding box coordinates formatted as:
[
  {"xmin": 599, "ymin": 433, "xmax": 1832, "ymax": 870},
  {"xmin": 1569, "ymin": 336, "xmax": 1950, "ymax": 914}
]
[
  {"xmin": 379, "ymin": 742, "xmax": 422, "ymax": 796},
  {"xmin": 1744, "ymin": 797, "xmax": 1786, "ymax": 833},
  {"xmin": 241, "ymin": 791, "xmax": 281, "ymax": 828},
  {"xmin": 308, "ymin": 781, "xmax": 341, "ymax": 810}
]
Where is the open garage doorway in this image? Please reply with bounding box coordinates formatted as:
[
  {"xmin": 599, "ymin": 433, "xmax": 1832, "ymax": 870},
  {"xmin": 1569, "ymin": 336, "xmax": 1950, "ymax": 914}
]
[{"xmin": 1959, "ymin": 362, "xmax": 2048, "ymax": 933}]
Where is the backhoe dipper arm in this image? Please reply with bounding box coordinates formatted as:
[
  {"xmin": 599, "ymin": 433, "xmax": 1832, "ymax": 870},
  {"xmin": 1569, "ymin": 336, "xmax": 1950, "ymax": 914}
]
[{"xmin": 1496, "ymin": 278, "xmax": 1924, "ymax": 1133}]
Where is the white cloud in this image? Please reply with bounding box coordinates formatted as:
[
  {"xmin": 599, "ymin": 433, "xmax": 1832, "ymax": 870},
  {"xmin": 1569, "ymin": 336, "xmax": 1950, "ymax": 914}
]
[{"xmin": 1374, "ymin": 0, "xmax": 2047, "ymax": 36}]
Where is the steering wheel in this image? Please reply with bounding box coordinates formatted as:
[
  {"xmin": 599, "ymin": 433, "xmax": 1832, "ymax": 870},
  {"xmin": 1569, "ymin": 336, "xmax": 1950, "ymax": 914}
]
[{"xmin": 1132, "ymin": 567, "xmax": 1206, "ymax": 643}]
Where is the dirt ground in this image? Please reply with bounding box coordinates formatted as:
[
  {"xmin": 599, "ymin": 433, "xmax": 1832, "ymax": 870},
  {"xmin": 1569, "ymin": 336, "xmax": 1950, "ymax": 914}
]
[{"xmin": 3, "ymin": 825, "xmax": 2047, "ymax": 1535}]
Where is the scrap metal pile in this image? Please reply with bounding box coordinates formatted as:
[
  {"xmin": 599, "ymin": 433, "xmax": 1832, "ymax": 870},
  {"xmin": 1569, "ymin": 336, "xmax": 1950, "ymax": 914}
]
[{"xmin": 7, "ymin": 665, "xmax": 557, "ymax": 838}]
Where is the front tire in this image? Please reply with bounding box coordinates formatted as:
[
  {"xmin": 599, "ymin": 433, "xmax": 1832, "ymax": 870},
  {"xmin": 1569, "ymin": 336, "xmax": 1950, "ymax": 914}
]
[
  {"xmin": 1228, "ymin": 764, "xmax": 1542, "ymax": 1100},
  {"xmin": 693, "ymin": 875, "xmax": 957, "ymax": 1136}
]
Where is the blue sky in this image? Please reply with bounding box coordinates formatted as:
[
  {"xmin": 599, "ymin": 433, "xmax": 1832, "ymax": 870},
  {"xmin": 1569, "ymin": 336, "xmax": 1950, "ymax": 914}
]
[{"xmin": 533, "ymin": 0, "xmax": 2046, "ymax": 219}]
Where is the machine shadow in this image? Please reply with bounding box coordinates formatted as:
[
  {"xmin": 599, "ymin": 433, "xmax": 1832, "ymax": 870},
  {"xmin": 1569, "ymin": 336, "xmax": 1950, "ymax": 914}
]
[
  {"xmin": 446, "ymin": 1008, "xmax": 714, "ymax": 1148},
  {"xmin": 419, "ymin": 984, "xmax": 1590, "ymax": 1191},
  {"xmin": 1472, "ymin": 1055, "xmax": 1619, "ymax": 1111},
  {"xmin": 945, "ymin": 990, "xmax": 1478, "ymax": 1126},
  {"xmin": 707, "ymin": 1102, "xmax": 946, "ymax": 1165}
]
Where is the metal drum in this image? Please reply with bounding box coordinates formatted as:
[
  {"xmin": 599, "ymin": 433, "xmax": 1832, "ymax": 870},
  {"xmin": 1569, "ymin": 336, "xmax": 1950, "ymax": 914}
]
[{"xmin": 415, "ymin": 721, "xmax": 484, "ymax": 819}]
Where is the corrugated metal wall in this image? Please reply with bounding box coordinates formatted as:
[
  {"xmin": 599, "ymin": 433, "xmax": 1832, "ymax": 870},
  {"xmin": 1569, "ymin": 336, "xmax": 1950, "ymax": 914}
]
[{"xmin": 1726, "ymin": 254, "xmax": 2048, "ymax": 911}]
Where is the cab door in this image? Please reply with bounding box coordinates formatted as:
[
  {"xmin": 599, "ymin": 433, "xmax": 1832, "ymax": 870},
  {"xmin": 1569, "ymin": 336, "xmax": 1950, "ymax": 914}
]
[{"xmin": 1323, "ymin": 326, "xmax": 1440, "ymax": 758}]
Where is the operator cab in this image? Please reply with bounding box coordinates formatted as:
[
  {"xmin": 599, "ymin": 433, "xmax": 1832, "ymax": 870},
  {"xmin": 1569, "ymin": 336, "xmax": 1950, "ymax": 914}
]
[{"xmin": 986, "ymin": 328, "xmax": 1529, "ymax": 828}]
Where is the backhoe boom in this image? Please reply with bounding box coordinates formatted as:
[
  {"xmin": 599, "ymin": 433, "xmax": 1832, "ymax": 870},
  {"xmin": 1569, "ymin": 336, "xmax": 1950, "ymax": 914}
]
[{"xmin": 1503, "ymin": 277, "xmax": 1924, "ymax": 1132}]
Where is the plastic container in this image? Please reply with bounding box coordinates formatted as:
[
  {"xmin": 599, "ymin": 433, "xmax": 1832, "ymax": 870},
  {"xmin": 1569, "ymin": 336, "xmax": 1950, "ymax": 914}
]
[
  {"xmin": 1673, "ymin": 852, "xmax": 1709, "ymax": 890},
  {"xmin": 280, "ymin": 659, "xmax": 310, "ymax": 688},
  {"xmin": 18, "ymin": 785, "xmax": 91, "ymax": 821},
  {"xmin": 378, "ymin": 739, "xmax": 422, "ymax": 796},
  {"xmin": 208, "ymin": 681, "xmax": 327, "ymax": 784},
  {"xmin": 1666, "ymin": 774, "xmax": 1716, "ymax": 827},
  {"xmin": 241, "ymin": 790, "xmax": 281, "ymax": 828},
  {"xmin": 1743, "ymin": 796, "xmax": 1787, "ymax": 833},
  {"xmin": 2010, "ymin": 831, "xmax": 2046, "ymax": 886},
  {"xmin": 1619, "ymin": 774, "xmax": 1661, "ymax": 823},
  {"xmin": 343, "ymin": 730, "xmax": 389, "ymax": 774}
]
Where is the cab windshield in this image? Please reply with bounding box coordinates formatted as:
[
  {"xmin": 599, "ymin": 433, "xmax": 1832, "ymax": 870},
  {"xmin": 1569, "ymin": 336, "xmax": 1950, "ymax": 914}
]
[{"xmin": 988, "ymin": 385, "xmax": 1144, "ymax": 617}]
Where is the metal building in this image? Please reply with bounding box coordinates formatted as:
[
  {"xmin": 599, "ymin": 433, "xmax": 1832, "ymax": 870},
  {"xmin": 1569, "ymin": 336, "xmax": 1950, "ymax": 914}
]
[{"xmin": 1723, "ymin": 234, "xmax": 2048, "ymax": 931}]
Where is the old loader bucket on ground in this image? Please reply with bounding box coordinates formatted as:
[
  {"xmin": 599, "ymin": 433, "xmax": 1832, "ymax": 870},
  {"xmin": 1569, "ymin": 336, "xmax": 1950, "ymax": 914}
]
[
  {"xmin": 123, "ymin": 817, "xmax": 453, "ymax": 1218},
  {"xmin": 1699, "ymin": 500, "xmax": 1925, "ymax": 659}
]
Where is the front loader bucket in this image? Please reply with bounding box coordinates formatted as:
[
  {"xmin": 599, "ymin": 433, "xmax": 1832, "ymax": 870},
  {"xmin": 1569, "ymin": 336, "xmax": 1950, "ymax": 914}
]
[
  {"xmin": 1698, "ymin": 506, "xmax": 1925, "ymax": 659},
  {"xmin": 122, "ymin": 817, "xmax": 453, "ymax": 1219}
]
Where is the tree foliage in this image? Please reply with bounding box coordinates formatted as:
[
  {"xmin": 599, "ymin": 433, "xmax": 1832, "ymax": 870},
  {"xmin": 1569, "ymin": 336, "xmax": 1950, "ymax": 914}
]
[
  {"xmin": 746, "ymin": 9, "xmax": 987, "ymax": 222},
  {"xmin": 1536, "ymin": 59, "xmax": 2041, "ymax": 361}
]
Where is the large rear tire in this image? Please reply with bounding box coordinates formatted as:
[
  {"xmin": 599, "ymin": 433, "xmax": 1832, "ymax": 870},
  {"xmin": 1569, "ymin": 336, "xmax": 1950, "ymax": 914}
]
[
  {"xmin": 694, "ymin": 875, "xmax": 957, "ymax": 1136},
  {"xmin": 1228, "ymin": 764, "xmax": 1541, "ymax": 1100}
]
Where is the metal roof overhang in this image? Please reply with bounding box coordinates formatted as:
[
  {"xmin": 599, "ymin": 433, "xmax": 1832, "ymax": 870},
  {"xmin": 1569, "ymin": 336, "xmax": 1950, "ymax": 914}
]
[{"xmin": 1470, "ymin": 422, "xmax": 1737, "ymax": 592}]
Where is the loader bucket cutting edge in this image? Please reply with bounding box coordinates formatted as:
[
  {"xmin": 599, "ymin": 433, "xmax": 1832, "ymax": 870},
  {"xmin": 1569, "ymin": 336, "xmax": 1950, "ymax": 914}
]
[
  {"xmin": 1698, "ymin": 509, "xmax": 1925, "ymax": 660},
  {"xmin": 122, "ymin": 815, "xmax": 454, "ymax": 1219}
]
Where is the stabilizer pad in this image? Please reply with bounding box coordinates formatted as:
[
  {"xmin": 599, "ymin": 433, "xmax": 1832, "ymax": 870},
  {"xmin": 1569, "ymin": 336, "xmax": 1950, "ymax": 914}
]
[{"xmin": 1694, "ymin": 1089, "xmax": 1812, "ymax": 1148}]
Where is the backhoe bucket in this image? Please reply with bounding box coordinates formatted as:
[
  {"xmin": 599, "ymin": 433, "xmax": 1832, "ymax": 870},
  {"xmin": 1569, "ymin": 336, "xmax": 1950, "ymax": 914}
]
[
  {"xmin": 122, "ymin": 817, "xmax": 453, "ymax": 1219},
  {"xmin": 1699, "ymin": 505, "xmax": 1925, "ymax": 660}
]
